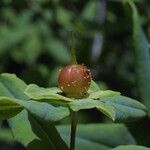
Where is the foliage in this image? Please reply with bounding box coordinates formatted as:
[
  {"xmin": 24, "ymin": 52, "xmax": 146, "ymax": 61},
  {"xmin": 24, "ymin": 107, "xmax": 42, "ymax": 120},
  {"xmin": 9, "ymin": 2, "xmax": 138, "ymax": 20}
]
[
  {"xmin": 125, "ymin": 0, "xmax": 150, "ymax": 116},
  {"xmin": 0, "ymin": 73, "xmax": 148, "ymax": 150},
  {"xmin": 0, "ymin": 0, "xmax": 150, "ymax": 150},
  {"xmin": 57, "ymin": 124, "xmax": 136, "ymax": 149}
]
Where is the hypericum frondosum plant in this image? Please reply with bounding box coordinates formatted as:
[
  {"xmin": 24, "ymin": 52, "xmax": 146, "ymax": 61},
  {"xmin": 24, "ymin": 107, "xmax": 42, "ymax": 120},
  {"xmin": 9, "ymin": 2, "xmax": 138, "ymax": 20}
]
[
  {"xmin": 0, "ymin": 32, "xmax": 148, "ymax": 150},
  {"xmin": 58, "ymin": 32, "xmax": 92, "ymax": 150}
]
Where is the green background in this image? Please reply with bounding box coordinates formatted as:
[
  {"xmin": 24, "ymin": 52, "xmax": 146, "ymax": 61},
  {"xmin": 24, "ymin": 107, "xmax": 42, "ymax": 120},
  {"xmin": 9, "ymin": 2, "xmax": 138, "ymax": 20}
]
[{"xmin": 0, "ymin": 0, "xmax": 150, "ymax": 149}]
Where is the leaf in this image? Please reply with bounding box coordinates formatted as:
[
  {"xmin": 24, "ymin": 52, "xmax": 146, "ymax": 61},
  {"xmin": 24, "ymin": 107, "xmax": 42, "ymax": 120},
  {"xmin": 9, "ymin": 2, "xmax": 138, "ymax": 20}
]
[
  {"xmin": 0, "ymin": 73, "xmax": 70, "ymax": 121},
  {"xmin": 56, "ymin": 7, "xmax": 73, "ymax": 29},
  {"xmin": 9, "ymin": 110, "xmax": 69, "ymax": 150},
  {"xmin": 0, "ymin": 73, "xmax": 69, "ymax": 149},
  {"xmin": 25, "ymin": 84, "xmax": 73, "ymax": 102},
  {"xmin": 28, "ymin": 113, "xmax": 69, "ymax": 150},
  {"xmin": 0, "ymin": 73, "xmax": 28, "ymax": 100},
  {"xmin": 57, "ymin": 123, "xmax": 136, "ymax": 149},
  {"xmin": 69, "ymin": 96, "xmax": 147, "ymax": 122},
  {"xmin": 49, "ymin": 66, "xmax": 63, "ymax": 86},
  {"xmin": 61, "ymin": 135, "xmax": 109, "ymax": 150},
  {"xmin": 24, "ymin": 80, "xmax": 100, "ymax": 103},
  {"xmin": 46, "ymin": 38, "xmax": 70, "ymax": 64},
  {"xmin": 82, "ymin": 1, "xmax": 97, "ymax": 21},
  {"xmin": 0, "ymin": 73, "xmax": 146, "ymax": 126},
  {"xmin": 126, "ymin": 1, "xmax": 150, "ymax": 116},
  {"xmin": 0, "ymin": 73, "xmax": 27, "ymax": 119},
  {"xmin": 89, "ymin": 90, "xmax": 120, "ymax": 99},
  {"xmin": 0, "ymin": 128, "xmax": 14, "ymax": 143},
  {"xmin": 0, "ymin": 97, "xmax": 23, "ymax": 120},
  {"xmin": 9, "ymin": 110, "xmax": 41, "ymax": 149},
  {"xmin": 88, "ymin": 80, "xmax": 100, "ymax": 94},
  {"xmin": 21, "ymin": 100, "xmax": 70, "ymax": 122},
  {"xmin": 111, "ymin": 145, "xmax": 150, "ymax": 150},
  {"xmin": 0, "ymin": 96, "xmax": 69, "ymax": 121},
  {"xmin": 0, "ymin": 27, "xmax": 27, "ymax": 55},
  {"xmin": 2, "ymin": 73, "xmax": 146, "ymax": 122}
]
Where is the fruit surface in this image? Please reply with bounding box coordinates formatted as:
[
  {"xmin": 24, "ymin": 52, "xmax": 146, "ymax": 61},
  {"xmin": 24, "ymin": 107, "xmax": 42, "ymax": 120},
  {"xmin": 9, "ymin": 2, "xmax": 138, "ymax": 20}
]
[{"xmin": 58, "ymin": 64, "xmax": 91, "ymax": 98}]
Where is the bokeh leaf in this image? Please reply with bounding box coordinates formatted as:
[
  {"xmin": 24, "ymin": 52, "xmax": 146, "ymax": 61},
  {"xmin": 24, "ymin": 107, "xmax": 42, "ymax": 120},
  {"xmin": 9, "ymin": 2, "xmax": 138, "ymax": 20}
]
[
  {"xmin": 46, "ymin": 38, "xmax": 70, "ymax": 64},
  {"xmin": 48, "ymin": 66, "xmax": 63, "ymax": 86},
  {"xmin": 0, "ymin": 27, "xmax": 27, "ymax": 55},
  {"xmin": 111, "ymin": 145, "xmax": 150, "ymax": 150},
  {"xmin": 82, "ymin": 1, "xmax": 97, "ymax": 21},
  {"xmin": 126, "ymin": 0, "xmax": 150, "ymax": 116},
  {"xmin": 56, "ymin": 7, "xmax": 73, "ymax": 29},
  {"xmin": 57, "ymin": 123, "xmax": 136, "ymax": 149},
  {"xmin": 61, "ymin": 135, "xmax": 109, "ymax": 150}
]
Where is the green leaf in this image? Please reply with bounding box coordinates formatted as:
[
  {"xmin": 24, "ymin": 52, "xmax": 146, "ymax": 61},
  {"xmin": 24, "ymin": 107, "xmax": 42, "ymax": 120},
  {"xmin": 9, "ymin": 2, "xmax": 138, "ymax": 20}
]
[
  {"xmin": 28, "ymin": 113, "xmax": 69, "ymax": 150},
  {"xmin": 0, "ymin": 128, "xmax": 14, "ymax": 143},
  {"xmin": 0, "ymin": 73, "xmax": 69, "ymax": 149},
  {"xmin": 89, "ymin": 90, "xmax": 120, "ymax": 99},
  {"xmin": 0, "ymin": 96, "xmax": 69, "ymax": 121},
  {"xmin": 25, "ymin": 84, "xmax": 73, "ymax": 102},
  {"xmin": 0, "ymin": 73, "xmax": 70, "ymax": 121},
  {"xmin": 0, "ymin": 73, "xmax": 27, "ymax": 119},
  {"xmin": 0, "ymin": 73, "xmax": 28, "ymax": 100},
  {"xmin": 82, "ymin": 1, "xmax": 97, "ymax": 21},
  {"xmin": 61, "ymin": 135, "xmax": 109, "ymax": 150},
  {"xmin": 49, "ymin": 66, "xmax": 63, "ymax": 86},
  {"xmin": 69, "ymin": 96, "xmax": 147, "ymax": 122},
  {"xmin": 126, "ymin": 1, "xmax": 150, "ymax": 116},
  {"xmin": 88, "ymin": 80, "xmax": 100, "ymax": 94},
  {"xmin": 9, "ymin": 110, "xmax": 69, "ymax": 150},
  {"xmin": 111, "ymin": 145, "xmax": 150, "ymax": 150},
  {"xmin": 0, "ymin": 97, "xmax": 23, "ymax": 120},
  {"xmin": 46, "ymin": 38, "xmax": 70, "ymax": 64},
  {"xmin": 56, "ymin": 7, "xmax": 73, "ymax": 29},
  {"xmin": 57, "ymin": 123, "xmax": 136, "ymax": 149},
  {"xmin": 0, "ymin": 27, "xmax": 27, "ymax": 55},
  {"xmin": 21, "ymin": 100, "xmax": 69, "ymax": 122}
]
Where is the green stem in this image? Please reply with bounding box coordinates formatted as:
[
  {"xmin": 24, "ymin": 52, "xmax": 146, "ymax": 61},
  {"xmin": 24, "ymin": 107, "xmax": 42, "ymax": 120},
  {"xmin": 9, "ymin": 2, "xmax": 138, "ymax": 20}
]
[
  {"xmin": 71, "ymin": 32, "xmax": 78, "ymax": 65},
  {"xmin": 70, "ymin": 111, "xmax": 78, "ymax": 150}
]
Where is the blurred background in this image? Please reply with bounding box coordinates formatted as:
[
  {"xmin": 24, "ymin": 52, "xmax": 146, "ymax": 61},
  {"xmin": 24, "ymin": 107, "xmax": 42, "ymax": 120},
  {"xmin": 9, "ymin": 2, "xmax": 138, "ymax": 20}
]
[{"xmin": 0, "ymin": 0, "xmax": 150, "ymax": 149}]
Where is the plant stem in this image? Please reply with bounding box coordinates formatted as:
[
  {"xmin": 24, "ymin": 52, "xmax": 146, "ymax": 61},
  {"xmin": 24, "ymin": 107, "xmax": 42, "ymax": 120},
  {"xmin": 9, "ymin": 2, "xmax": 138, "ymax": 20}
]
[
  {"xmin": 70, "ymin": 32, "xmax": 78, "ymax": 150},
  {"xmin": 70, "ymin": 111, "xmax": 78, "ymax": 150},
  {"xmin": 71, "ymin": 32, "xmax": 78, "ymax": 65}
]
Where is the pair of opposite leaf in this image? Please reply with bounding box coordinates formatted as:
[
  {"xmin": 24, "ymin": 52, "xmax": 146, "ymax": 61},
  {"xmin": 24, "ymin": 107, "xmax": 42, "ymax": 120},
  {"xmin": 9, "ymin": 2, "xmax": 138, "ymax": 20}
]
[{"xmin": 24, "ymin": 63, "xmax": 147, "ymax": 122}]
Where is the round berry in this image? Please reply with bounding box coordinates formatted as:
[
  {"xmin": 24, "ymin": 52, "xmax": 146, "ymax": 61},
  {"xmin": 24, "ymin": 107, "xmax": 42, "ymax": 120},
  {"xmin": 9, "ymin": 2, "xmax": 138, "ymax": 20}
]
[{"xmin": 58, "ymin": 64, "xmax": 91, "ymax": 98}]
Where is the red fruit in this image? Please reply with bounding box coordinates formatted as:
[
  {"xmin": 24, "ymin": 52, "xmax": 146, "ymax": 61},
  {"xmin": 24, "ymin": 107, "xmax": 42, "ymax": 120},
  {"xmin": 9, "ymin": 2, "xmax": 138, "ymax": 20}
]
[{"xmin": 58, "ymin": 64, "xmax": 91, "ymax": 98}]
